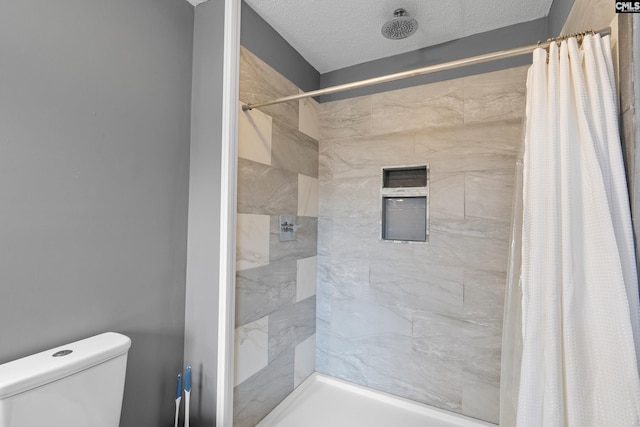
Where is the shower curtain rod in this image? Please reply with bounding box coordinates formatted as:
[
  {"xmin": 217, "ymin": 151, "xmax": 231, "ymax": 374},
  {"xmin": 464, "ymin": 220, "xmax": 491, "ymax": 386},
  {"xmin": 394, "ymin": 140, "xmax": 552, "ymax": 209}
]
[{"xmin": 242, "ymin": 27, "xmax": 611, "ymax": 111}]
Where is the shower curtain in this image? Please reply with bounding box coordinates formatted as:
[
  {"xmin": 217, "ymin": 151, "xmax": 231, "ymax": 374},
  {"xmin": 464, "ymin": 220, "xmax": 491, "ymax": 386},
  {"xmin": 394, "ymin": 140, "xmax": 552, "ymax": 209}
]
[{"xmin": 500, "ymin": 34, "xmax": 640, "ymax": 426}]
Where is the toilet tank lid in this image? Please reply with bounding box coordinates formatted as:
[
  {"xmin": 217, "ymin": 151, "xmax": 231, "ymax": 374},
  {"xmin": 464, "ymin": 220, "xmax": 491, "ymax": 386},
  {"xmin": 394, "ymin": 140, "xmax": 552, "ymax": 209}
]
[{"xmin": 0, "ymin": 332, "xmax": 131, "ymax": 399}]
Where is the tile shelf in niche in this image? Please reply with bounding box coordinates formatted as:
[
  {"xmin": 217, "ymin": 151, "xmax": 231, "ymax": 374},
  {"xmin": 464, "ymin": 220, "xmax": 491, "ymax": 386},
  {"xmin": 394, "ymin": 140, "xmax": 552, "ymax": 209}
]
[
  {"xmin": 383, "ymin": 165, "xmax": 427, "ymax": 188},
  {"xmin": 381, "ymin": 164, "xmax": 430, "ymax": 244}
]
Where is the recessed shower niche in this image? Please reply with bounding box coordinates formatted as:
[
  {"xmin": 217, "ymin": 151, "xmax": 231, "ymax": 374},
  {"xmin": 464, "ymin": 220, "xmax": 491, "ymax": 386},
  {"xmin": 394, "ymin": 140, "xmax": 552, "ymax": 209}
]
[{"xmin": 381, "ymin": 165, "xmax": 429, "ymax": 242}]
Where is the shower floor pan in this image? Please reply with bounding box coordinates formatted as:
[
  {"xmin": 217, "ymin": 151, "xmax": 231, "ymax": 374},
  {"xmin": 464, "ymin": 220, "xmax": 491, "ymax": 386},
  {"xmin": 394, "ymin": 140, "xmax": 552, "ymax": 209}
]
[{"xmin": 257, "ymin": 373, "xmax": 496, "ymax": 427}]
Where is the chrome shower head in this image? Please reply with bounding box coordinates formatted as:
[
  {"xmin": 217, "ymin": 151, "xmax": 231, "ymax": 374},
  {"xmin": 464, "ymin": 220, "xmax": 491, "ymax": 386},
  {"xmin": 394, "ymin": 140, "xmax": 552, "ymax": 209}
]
[{"xmin": 381, "ymin": 8, "xmax": 418, "ymax": 40}]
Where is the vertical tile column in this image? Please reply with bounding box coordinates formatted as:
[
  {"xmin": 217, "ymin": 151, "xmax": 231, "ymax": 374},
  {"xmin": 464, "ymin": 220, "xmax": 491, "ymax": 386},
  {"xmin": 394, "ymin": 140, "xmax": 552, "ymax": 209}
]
[{"xmin": 233, "ymin": 47, "xmax": 319, "ymax": 427}]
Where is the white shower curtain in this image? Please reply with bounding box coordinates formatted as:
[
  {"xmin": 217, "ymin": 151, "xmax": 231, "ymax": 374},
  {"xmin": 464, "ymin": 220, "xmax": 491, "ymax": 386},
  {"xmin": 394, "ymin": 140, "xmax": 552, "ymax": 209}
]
[{"xmin": 508, "ymin": 34, "xmax": 640, "ymax": 426}]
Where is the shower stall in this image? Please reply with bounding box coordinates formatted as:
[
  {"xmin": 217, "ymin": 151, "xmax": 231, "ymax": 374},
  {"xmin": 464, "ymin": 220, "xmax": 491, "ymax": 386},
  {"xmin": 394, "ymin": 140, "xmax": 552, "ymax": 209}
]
[
  {"xmin": 233, "ymin": 44, "xmax": 528, "ymax": 426},
  {"xmin": 199, "ymin": 2, "xmax": 636, "ymax": 426}
]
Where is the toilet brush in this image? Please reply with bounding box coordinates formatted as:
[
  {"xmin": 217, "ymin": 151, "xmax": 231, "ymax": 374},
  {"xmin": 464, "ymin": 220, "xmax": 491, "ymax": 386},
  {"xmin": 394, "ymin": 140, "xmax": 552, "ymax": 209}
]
[
  {"xmin": 184, "ymin": 365, "xmax": 192, "ymax": 427},
  {"xmin": 174, "ymin": 373, "xmax": 182, "ymax": 427}
]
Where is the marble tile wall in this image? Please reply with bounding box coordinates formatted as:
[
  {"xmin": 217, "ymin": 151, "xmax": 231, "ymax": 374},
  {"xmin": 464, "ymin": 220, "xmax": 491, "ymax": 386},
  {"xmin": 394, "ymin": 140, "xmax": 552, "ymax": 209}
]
[
  {"xmin": 317, "ymin": 65, "xmax": 528, "ymax": 424},
  {"xmin": 234, "ymin": 47, "xmax": 319, "ymax": 427}
]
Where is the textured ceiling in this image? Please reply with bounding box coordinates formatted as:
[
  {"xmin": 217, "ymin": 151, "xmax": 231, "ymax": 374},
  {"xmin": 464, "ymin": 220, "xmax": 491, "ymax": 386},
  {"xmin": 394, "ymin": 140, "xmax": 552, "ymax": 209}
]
[
  {"xmin": 184, "ymin": 0, "xmax": 553, "ymax": 73},
  {"xmin": 244, "ymin": 0, "xmax": 553, "ymax": 73}
]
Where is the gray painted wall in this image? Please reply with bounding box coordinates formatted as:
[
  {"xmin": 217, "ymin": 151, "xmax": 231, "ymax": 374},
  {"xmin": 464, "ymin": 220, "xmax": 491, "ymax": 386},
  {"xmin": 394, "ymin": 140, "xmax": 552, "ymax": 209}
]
[
  {"xmin": 319, "ymin": 18, "xmax": 548, "ymax": 102},
  {"xmin": 241, "ymin": 1, "xmax": 320, "ymax": 92},
  {"xmin": 548, "ymin": 0, "xmax": 576, "ymax": 36},
  {"xmin": 183, "ymin": 1, "xmax": 226, "ymax": 426},
  {"xmin": 0, "ymin": 1, "xmax": 193, "ymax": 426},
  {"xmin": 240, "ymin": 0, "xmax": 574, "ymax": 103},
  {"xmin": 238, "ymin": 4, "xmax": 548, "ymax": 103}
]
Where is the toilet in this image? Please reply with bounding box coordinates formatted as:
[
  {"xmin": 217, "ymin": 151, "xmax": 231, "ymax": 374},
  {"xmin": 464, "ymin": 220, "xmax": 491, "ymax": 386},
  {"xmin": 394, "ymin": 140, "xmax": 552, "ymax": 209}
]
[{"xmin": 0, "ymin": 332, "xmax": 131, "ymax": 427}]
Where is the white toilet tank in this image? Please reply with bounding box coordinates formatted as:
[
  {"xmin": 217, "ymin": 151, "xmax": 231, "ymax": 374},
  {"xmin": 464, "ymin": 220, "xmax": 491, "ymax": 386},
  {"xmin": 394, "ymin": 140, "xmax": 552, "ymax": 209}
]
[{"xmin": 0, "ymin": 332, "xmax": 131, "ymax": 427}]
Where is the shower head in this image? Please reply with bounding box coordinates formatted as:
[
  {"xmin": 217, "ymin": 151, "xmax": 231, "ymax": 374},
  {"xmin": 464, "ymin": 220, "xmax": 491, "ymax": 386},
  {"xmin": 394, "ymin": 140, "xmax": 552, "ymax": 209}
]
[{"xmin": 381, "ymin": 8, "xmax": 418, "ymax": 40}]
